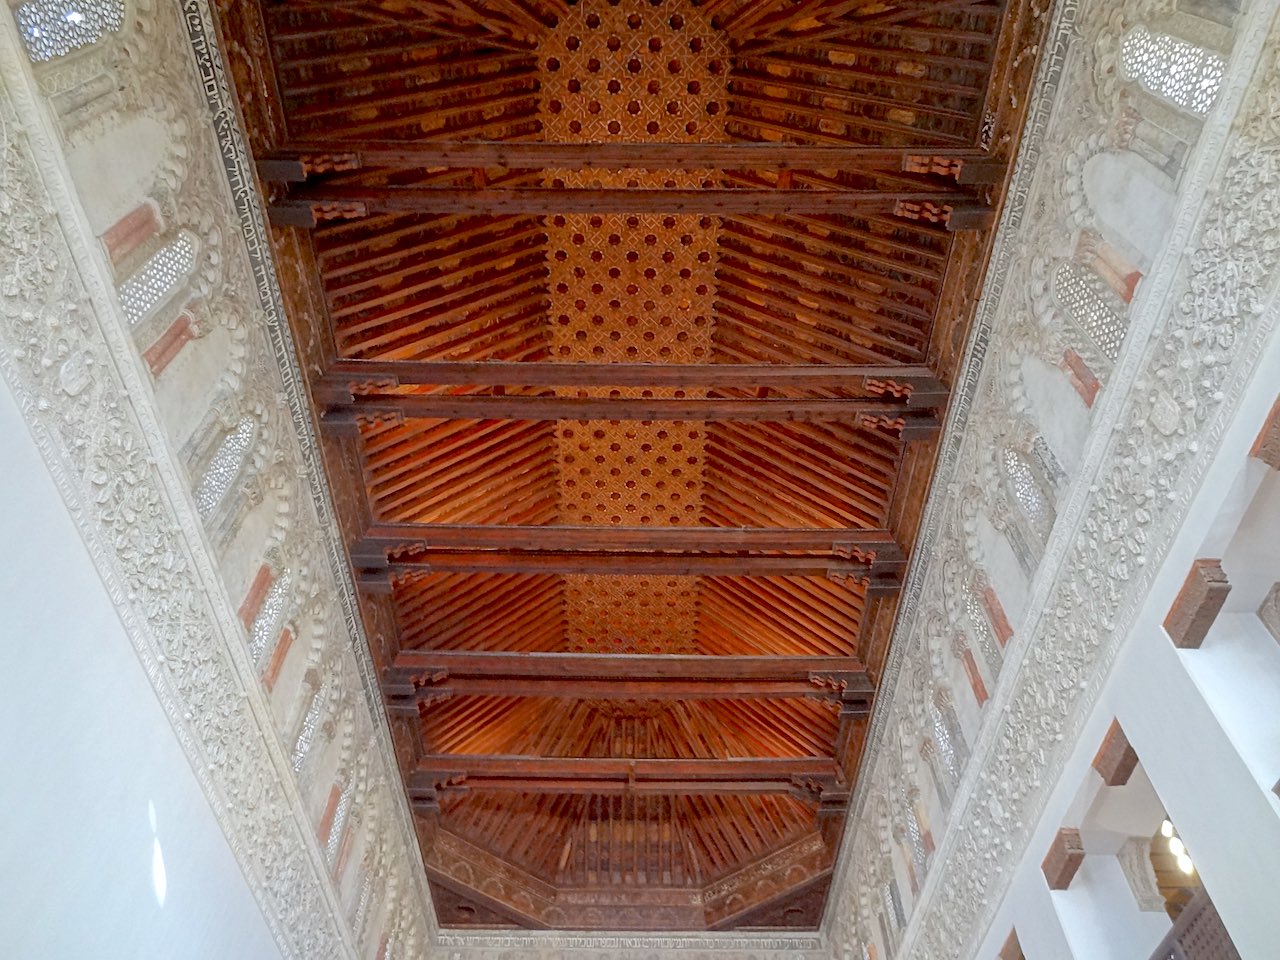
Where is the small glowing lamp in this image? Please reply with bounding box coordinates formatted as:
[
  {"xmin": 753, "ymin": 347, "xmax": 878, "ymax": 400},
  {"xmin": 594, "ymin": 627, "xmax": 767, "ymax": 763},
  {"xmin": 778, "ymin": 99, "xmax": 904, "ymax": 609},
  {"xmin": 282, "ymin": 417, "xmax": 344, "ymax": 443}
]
[
  {"xmin": 1176, "ymin": 853, "xmax": 1195, "ymax": 875},
  {"xmin": 1168, "ymin": 836, "xmax": 1186, "ymax": 857},
  {"xmin": 1160, "ymin": 819, "xmax": 1174, "ymax": 838}
]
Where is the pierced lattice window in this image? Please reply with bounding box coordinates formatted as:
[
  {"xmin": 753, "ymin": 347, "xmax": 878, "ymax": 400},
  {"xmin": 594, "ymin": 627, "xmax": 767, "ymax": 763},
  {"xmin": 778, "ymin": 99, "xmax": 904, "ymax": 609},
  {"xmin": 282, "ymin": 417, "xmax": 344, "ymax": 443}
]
[
  {"xmin": 119, "ymin": 231, "xmax": 197, "ymax": 326},
  {"xmin": 887, "ymin": 879, "xmax": 906, "ymax": 927},
  {"xmin": 928, "ymin": 699, "xmax": 960, "ymax": 784},
  {"xmin": 194, "ymin": 416, "xmax": 256, "ymax": 518},
  {"xmin": 901, "ymin": 792, "xmax": 928, "ymax": 880},
  {"xmin": 966, "ymin": 587, "xmax": 1003, "ymax": 680},
  {"xmin": 1003, "ymin": 448, "xmax": 1052, "ymax": 530},
  {"xmin": 326, "ymin": 779, "xmax": 353, "ymax": 865},
  {"xmin": 292, "ymin": 677, "xmax": 331, "ymax": 772},
  {"xmin": 352, "ymin": 867, "xmax": 374, "ymax": 939},
  {"xmin": 1055, "ymin": 262, "xmax": 1126, "ymax": 361},
  {"xmin": 16, "ymin": 0, "xmax": 123, "ymax": 62},
  {"xmin": 1122, "ymin": 26, "xmax": 1224, "ymax": 117},
  {"xmin": 248, "ymin": 570, "xmax": 291, "ymax": 666}
]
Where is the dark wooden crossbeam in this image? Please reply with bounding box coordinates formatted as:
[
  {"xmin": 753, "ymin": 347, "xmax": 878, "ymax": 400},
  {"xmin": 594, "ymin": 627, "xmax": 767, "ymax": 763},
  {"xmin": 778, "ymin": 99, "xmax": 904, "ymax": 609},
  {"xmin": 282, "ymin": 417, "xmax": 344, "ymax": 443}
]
[
  {"xmin": 269, "ymin": 184, "xmax": 986, "ymax": 220},
  {"xmin": 410, "ymin": 756, "xmax": 847, "ymax": 802},
  {"xmin": 262, "ymin": 141, "xmax": 999, "ymax": 176},
  {"xmin": 353, "ymin": 522, "xmax": 904, "ymax": 562},
  {"xmin": 321, "ymin": 393, "xmax": 941, "ymax": 433},
  {"xmin": 361, "ymin": 550, "xmax": 903, "ymax": 588},
  {"xmin": 318, "ymin": 360, "xmax": 948, "ymax": 406},
  {"xmin": 385, "ymin": 651, "xmax": 874, "ymax": 712}
]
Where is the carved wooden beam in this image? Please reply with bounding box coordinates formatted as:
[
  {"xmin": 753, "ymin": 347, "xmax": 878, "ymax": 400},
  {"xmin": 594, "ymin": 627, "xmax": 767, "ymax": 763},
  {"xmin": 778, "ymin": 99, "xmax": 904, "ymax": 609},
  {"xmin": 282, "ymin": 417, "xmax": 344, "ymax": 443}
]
[
  {"xmin": 320, "ymin": 393, "xmax": 941, "ymax": 435},
  {"xmin": 354, "ymin": 521, "xmax": 904, "ymax": 561},
  {"xmin": 384, "ymin": 651, "xmax": 874, "ymax": 713},
  {"xmin": 360, "ymin": 550, "xmax": 903, "ymax": 591},
  {"xmin": 261, "ymin": 141, "xmax": 997, "ymax": 175},
  {"xmin": 269, "ymin": 184, "xmax": 988, "ymax": 220},
  {"xmin": 317, "ymin": 359, "xmax": 949, "ymax": 406},
  {"xmin": 409, "ymin": 756, "xmax": 848, "ymax": 806}
]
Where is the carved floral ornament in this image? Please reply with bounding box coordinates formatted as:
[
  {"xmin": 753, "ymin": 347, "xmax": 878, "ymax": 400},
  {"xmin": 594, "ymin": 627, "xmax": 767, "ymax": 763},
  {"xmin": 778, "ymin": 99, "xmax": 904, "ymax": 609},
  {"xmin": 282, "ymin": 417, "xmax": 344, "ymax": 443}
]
[{"xmin": 0, "ymin": 0, "xmax": 1276, "ymax": 958}]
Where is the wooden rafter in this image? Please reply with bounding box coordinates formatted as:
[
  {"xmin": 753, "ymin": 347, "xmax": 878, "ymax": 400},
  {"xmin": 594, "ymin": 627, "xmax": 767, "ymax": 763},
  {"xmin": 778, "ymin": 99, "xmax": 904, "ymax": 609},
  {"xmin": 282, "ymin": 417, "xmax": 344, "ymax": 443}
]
[
  {"xmin": 270, "ymin": 0, "xmax": 541, "ymax": 51},
  {"xmin": 726, "ymin": 0, "xmax": 1006, "ymax": 53}
]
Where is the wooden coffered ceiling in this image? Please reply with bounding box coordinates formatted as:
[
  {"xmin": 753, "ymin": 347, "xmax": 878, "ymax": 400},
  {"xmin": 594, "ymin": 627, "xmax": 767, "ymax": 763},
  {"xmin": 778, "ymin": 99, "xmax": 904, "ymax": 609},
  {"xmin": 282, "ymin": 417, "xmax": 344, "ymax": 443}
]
[{"xmin": 213, "ymin": 0, "xmax": 1049, "ymax": 932}]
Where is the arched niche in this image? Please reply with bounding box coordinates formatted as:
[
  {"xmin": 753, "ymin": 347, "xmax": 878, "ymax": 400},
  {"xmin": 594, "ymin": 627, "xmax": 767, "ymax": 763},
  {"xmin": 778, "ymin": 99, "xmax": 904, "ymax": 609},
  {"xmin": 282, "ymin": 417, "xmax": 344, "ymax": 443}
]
[
  {"xmin": 65, "ymin": 114, "xmax": 175, "ymax": 235},
  {"xmin": 1083, "ymin": 150, "xmax": 1177, "ymax": 272},
  {"xmin": 1020, "ymin": 354, "xmax": 1091, "ymax": 477}
]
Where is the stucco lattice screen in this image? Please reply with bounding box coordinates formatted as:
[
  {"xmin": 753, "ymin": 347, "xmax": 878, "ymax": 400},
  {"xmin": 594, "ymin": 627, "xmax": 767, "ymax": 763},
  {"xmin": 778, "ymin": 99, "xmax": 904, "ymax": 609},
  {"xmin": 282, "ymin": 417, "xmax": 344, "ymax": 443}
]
[
  {"xmin": 15, "ymin": 0, "xmax": 123, "ymax": 61},
  {"xmin": 119, "ymin": 231, "xmax": 197, "ymax": 325},
  {"xmin": 249, "ymin": 571, "xmax": 291, "ymax": 665},
  {"xmin": 1121, "ymin": 25, "xmax": 1225, "ymax": 116},
  {"xmin": 194, "ymin": 416, "xmax": 256, "ymax": 518},
  {"xmin": 1055, "ymin": 261, "xmax": 1126, "ymax": 361}
]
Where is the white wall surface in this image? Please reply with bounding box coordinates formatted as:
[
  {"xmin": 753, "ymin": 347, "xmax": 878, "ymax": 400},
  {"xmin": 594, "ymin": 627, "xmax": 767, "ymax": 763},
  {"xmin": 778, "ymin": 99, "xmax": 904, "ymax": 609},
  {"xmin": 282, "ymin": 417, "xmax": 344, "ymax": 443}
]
[{"xmin": 0, "ymin": 377, "xmax": 283, "ymax": 960}]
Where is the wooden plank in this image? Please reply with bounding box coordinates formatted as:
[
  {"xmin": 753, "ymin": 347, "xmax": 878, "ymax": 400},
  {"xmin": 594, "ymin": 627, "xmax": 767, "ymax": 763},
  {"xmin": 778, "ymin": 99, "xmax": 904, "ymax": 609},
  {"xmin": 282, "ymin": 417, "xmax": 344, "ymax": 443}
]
[
  {"xmin": 269, "ymin": 140, "xmax": 992, "ymax": 172},
  {"xmin": 322, "ymin": 393, "xmax": 942, "ymax": 425},
  {"xmin": 354, "ymin": 522, "xmax": 904, "ymax": 557},
  {"xmin": 278, "ymin": 184, "xmax": 984, "ymax": 217}
]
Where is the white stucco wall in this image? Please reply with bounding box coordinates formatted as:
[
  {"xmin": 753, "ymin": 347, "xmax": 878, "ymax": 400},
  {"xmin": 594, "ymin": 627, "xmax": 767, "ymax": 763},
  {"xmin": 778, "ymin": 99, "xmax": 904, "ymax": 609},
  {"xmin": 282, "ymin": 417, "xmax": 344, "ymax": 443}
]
[{"xmin": 0, "ymin": 378, "xmax": 283, "ymax": 960}]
